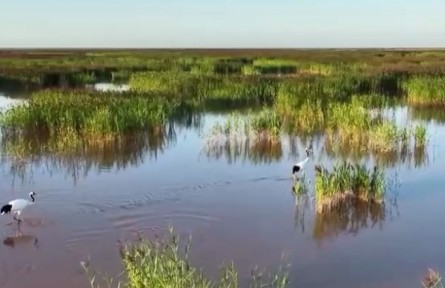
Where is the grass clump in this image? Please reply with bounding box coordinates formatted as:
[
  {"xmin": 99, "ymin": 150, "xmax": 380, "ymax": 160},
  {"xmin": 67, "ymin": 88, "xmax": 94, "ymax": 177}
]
[
  {"xmin": 0, "ymin": 90, "xmax": 174, "ymax": 142},
  {"xmin": 314, "ymin": 162, "xmax": 385, "ymax": 213},
  {"xmin": 404, "ymin": 76, "xmax": 445, "ymax": 106},
  {"xmin": 82, "ymin": 228, "xmax": 289, "ymax": 288},
  {"xmin": 129, "ymin": 72, "xmax": 279, "ymax": 107},
  {"xmin": 413, "ymin": 124, "xmax": 428, "ymax": 147},
  {"xmin": 205, "ymin": 108, "xmax": 283, "ymax": 144}
]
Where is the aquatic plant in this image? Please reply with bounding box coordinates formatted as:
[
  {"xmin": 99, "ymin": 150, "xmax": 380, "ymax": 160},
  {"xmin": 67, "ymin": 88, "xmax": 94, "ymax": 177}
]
[
  {"xmin": 0, "ymin": 90, "xmax": 175, "ymax": 141},
  {"xmin": 204, "ymin": 108, "xmax": 283, "ymax": 146},
  {"xmin": 314, "ymin": 162, "xmax": 385, "ymax": 213},
  {"xmin": 292, "ymin": 174, "xmax": 309, "ymax": 195},
  {"xmin": 251, "ymin": 58, "xmax": 298, "ymax": 75},
  {"xmin": 82, "ymin": 228, "xmax": 289, "ymax": 288},
  {"xmin": 129, "ymin": 72, "xmax": 279, "ymax": 107},
  {"xmin": 403, "ymin": 76, "xmax": 445, "ymax": 106},
  {"xmin": 413, "ymin": 124, "xmax": 428, "ymax": 147}
]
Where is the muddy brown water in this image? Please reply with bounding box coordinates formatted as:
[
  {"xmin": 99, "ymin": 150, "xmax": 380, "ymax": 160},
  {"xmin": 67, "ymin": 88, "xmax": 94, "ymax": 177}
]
[{"xmin": 0, "ymin": 90, "xmax": 444, "ymax": 288}]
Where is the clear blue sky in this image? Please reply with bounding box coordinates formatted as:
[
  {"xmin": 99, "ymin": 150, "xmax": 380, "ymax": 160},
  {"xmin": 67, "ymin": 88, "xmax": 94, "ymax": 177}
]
[{"xmin": 1, "ymin": 0, "xmax": 444, "ymax": 48}]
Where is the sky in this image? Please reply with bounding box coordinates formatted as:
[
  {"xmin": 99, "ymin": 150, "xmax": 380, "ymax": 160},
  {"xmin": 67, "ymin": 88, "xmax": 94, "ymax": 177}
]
[{"xmin": 1, "ymin": 0, "xmax": 445, "ymax": 48}]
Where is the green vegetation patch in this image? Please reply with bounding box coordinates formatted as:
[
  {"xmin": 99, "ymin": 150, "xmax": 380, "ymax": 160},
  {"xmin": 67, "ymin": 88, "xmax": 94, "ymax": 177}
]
[
  {"xmin": 315, "ymin": 162, "xmax": 385, "ymax": 213},
  {"xmin": 82, "ymin": 228, "xmax": 289, "ymax": 288},
  {"xmin": 0, "ymin": 90, "xmax": 174, "ymax": 141}
]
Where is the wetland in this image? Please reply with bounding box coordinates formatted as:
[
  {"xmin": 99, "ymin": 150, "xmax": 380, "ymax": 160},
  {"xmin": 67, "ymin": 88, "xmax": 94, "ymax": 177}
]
[{"xmin": 0, "ymin": 49, "xmax": 445, "ymax": 288}]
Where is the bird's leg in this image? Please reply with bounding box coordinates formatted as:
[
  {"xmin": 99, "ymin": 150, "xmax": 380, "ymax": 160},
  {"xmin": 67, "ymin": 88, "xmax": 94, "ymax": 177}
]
[{"xmin": 13, "ymin": 212, "xmax": 22, "ymax": 223}]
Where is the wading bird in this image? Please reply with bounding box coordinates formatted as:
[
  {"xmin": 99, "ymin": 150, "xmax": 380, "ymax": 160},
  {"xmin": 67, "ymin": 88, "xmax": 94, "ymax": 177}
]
[
  {"xmin": 292, "ymin": 148, "xmax": 312, "ymax": 181},
  {"xmin": 1, "ymin": 192, "xmax": 37, "ymax": 223}
]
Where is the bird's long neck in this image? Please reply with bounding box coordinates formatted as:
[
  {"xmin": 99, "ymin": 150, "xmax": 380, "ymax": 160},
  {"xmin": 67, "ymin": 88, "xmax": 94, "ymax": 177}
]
[{"xmin": 29, "ymin": 195, "xmax": 35, "ymax": 203}]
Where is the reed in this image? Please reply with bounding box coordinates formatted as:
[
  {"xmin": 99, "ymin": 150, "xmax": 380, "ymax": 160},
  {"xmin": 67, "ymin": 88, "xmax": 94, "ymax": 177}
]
[
  {"xmin": 129, "ymin": 72, "xmax": 279, "ymax": 106},
  {"xmin": 205, "ymin": 108, "xmax": 283, "ymax": 144},
  {"xmin": 315, "ymin": 162, "xmax": 385, "ymax": 213},
  {"xmin": 4, "ymin": 49, "xmax": 445, "ymax": 85},
  {"xmin": 82, "ymin": 228, "xmax": 289, "ymax": 288},
  {"xmin": 404, "ymin": 76, "xmax": 445, "ymax": 105},
  {"xmin": 413, "ymin": 124, "xmax": 428, "ymax": 147},
  {"xmin": 0, "ymin": 90, "xmax": 175, "ymax": 141},
  {"xmin": 292, "ymin": 174, "xmax": 308, "ymax": 195},
  {"xmin": 251, "ymin": 58, "xmax": 298, "ymax": 75}
]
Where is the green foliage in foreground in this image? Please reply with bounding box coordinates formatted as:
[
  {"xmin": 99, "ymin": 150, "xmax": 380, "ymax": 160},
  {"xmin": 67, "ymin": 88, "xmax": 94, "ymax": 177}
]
[
  {"xmin": 82, "ymin": 228, "xmax": 289, "ymax": 288},
  {"xmin": 0, "ymin": 90, "xmax": 174, "ymax": 139}
]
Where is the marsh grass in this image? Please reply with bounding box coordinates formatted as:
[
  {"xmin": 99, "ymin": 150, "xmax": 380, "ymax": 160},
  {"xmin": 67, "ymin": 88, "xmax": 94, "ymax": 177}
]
[
  {"xmin": 292, "ymin": 174, "xmax": 309, "ymax": 195},
  {"xmin": 205, "ymin": 97, "xmax": 425, "ymax": 157},
  {"xmin": 414, "ymin": 124, "xmax": 428, "ymax": 147},
  {"xmin": 82, "ymin": 228, "xmax": 289, "ymax": 288},
  {"xmin": 0, "ymin": 90, "xmax": 174, "ymax": 142},
  {"xmin": 205, "ymin": 109, "xmax": 283, "ymax": 144},
  {"xmin": 129, "ymin": 72, "xmax": 279, "ymax": 106},
  {"xmin": 404, "ymin": 76, "xmax": 445, "ymax": 106},
  {"xmin": 276, "ymin": 94, "xmax": 416, "ymax": 153},
  {"xmin": 314, "ymin": 162, "xmax": 385, "ymax": 213},
  {"xmin": 203, "ymin": 109, "xmax": 285, "ymax": 165}
]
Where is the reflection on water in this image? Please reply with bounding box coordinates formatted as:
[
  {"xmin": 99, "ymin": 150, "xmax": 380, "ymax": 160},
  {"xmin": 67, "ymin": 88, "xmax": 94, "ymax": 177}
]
[
  {"xmin": 203, "ymin": 130, "xmax": 429, "ymax": 169},
  {"xmin": 1, "ymin": 127, "xmax": 176, "ymax": 184},
  {"xmin": 0, "ymin": 111, "xmax": 205, "ymax": 184},
  {"xmin": 312, "ymin": 199, "xmax": 386, "ymax": 243},
  {"xmin": 203, "ymin": 137, "xmax": 284, "ymax": 165},
  {"xmin": 3, "ymin": 223, "xmax": 38, "ymax": 249},
  {"xmin": 323, "ymin": 139, "xmax": 430, "ymax": 169},
  {"xmin": 1, "ymin": 119, "xmax": 431, "ymax": 186},
  {"xmin": 409, "ymin": 106, "xmax": 445, "ymax": 124},
  {"xmin": 293, "ymin": 192, "xmax": 389, "ymax": 244}
]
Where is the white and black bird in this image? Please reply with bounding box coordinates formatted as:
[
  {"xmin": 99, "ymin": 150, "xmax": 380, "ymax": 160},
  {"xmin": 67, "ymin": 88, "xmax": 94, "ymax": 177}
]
[
  {"xmin": 1, "ymin": 192, "xmax": 37, "ymax": 223},
  {"xmin": 292, "ymin": 147, "xmax": 312, "ymax": 181}
]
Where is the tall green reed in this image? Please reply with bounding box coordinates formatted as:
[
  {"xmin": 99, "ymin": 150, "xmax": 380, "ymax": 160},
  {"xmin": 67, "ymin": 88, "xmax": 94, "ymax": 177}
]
[
  {"xmin": 315, "ymin": 162, "xmax": 385, "ymax": 213},
  {"xmin": 0, "ymin": 90, "xmax": 175, "ymax": 140},
  {"xmin": 403, "ymin": 76, "xmax": 445, "ymax": 105}
]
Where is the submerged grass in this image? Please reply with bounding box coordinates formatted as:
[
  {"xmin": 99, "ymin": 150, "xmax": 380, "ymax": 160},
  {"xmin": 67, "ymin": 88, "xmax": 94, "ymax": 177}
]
[
  {"xmin": 314, "ymin": 162, "xmax": 385, "ymax": 213},
  {"xmin": 82, "ymin": 228, "xmax": 289, "ymax": 288}
]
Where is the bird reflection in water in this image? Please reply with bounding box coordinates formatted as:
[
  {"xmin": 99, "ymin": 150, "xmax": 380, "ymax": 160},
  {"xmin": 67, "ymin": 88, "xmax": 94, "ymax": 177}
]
[{"xmin": 3, "ymin": 222, "xmax": 38, "ymax": 249}]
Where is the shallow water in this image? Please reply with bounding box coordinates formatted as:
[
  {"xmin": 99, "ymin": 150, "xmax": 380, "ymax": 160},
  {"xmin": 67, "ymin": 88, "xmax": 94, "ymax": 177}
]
[{"xmin": 0, "ymin": 91, "xmax": 444, "ymax": 288}]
